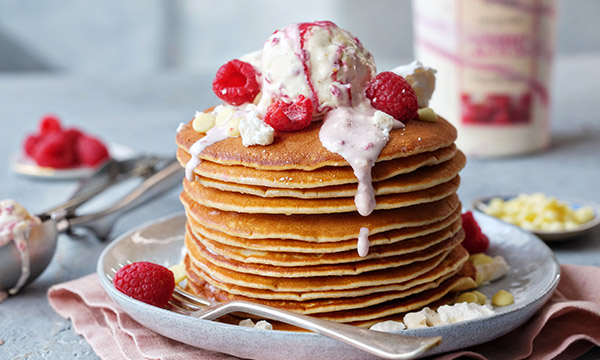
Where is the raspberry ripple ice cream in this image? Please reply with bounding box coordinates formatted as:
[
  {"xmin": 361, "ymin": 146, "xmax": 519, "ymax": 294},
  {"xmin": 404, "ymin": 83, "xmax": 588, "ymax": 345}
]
[
  {"xmin": 251, "ymin": 21, "xmax": 376, "ymax": 118},
  {"xmin": 0, "ymin": 199, "xmax": 40, "ymax": 297}
]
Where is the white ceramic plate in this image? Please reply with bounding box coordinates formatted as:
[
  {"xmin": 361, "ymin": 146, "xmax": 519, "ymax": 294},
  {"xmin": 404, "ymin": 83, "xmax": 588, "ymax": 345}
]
[
  {"xmin": 97, "ymin": 212, "xmax": 560, "ymax": 360},
  {"xmin": 11, "ymin": 143, "xmax": 135, "ymax": 179},
  {"xmin": 473, "ymin": 195, "xmax": 600, "ymax": 242}
]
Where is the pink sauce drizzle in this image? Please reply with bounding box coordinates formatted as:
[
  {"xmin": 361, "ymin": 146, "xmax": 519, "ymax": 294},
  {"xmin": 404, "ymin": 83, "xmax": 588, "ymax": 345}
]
[
  {"xmin": 185, "ymin": 125, "xmax": 229, "ymax": 182},
  {"xmin": 357, "ymin": 227, "xmax": 370, "ymax": 257},
  {"xmin": 319, "ymin": 106, "xmax": 388, "ymax": 216}
]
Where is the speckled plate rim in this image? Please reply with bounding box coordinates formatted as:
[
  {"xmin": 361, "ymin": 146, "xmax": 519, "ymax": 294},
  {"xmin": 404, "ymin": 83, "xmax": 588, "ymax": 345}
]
[
  {"xmin": 97, "ymin": 211, "xmax": 560, "ymax": 360},
  {"xmin": 473, "ymin": 195, "xmax": 600, "ymax": 242}
]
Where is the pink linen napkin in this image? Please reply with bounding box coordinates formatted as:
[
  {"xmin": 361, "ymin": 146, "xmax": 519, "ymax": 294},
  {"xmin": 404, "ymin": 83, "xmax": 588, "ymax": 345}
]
[{"xmin": 48, "ymin": 264, "xmax": 600, "ymax": 360}]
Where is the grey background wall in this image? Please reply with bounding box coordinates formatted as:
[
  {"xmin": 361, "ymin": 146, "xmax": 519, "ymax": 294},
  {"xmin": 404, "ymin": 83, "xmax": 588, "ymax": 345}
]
[{"xmin": 0, "ymin": 0, "xmax": 598, "ymax": 74}]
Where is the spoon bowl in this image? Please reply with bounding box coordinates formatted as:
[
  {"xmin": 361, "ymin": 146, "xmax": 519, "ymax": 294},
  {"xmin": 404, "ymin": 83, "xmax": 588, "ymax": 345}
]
[
  {"xmin": 0, "ymin": 218, "xmax": 59, "ymax": 292},
  {"xmin": 0, "ymin": 157, "xmax": 183, "ymax": 293}
]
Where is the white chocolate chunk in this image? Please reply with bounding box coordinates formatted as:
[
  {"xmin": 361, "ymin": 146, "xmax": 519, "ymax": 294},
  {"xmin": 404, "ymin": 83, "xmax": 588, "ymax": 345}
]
[
  {"xmin": 369, "ymin": 320, "xmax": 406, "ymax": 332},
  {"xmin": 372, "ymin": 110, "xmax": 396, "ymax": 136},
  {"xmin": 239, "ymin": 111, "xmax": 275, "ymax": 146}
]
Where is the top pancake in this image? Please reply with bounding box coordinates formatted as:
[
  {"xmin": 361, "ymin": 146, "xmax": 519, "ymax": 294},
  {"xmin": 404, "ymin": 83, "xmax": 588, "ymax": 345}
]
[{"xmin": 175, "ymin": 116, "xmax": 457, "ymax": 170}]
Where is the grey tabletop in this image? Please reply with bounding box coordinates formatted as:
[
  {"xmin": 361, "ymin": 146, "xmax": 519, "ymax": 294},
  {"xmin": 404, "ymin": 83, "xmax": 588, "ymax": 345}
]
[{"xmin": 0, "ymin": 54, "xmax": 599, "ymax": 359}]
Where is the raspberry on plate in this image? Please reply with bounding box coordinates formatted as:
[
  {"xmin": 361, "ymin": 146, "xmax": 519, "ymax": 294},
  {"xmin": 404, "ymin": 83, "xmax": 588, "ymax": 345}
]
[
  {"xmin": 366, "ymin": 72, "xmax": 419, "ymax": 122},
  {"xmin": 263, "ymin": 95, "xmax": 313, "ymax": 132},
  {"xmin": 39, "ymin": 114, "xmax": 62, "ymax": 134},
  {"xmin": 75, "ymin": 135, "xmax": 110, "ymax": 167},
  {"xmin": 21, "ymin": 114, "xmax": 111, "ymax": 170},
  {"xmin": 212, "ymin": 59, "xmax": 260, "ymax": 106},
  {"xmin": 33, "ymin": 132, "xmax": 78, "ymax": 168},
  {"xmin": 461, "ymin": 211, "xmax": 490, "ymax": 254},
  {"xmin": 113, "ymin": 261, "xmax": 175, "ymax": 308}
]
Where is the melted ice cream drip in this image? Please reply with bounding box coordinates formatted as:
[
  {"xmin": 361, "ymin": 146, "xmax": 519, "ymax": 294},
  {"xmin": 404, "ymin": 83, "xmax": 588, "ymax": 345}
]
[
  {"xmin": 357, "ymin": 227, "xmax": 370, "ymax": 257},
  {"xmin": 185, "ymin": 125, "xmax": 228, "ymax": 182},
  {"xmin": 319, "ymin": 105, "xmax": 389, "ymax": 216}
]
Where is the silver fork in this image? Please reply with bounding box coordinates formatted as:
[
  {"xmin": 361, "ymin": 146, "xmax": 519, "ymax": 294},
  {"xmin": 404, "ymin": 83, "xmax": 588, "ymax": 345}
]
[{"xmin": 108, "ymin": 265, "xmax": 441, "ymax": 360}]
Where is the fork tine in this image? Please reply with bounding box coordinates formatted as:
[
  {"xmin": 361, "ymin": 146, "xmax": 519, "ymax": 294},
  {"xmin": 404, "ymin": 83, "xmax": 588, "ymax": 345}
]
[
  {"xmin": 171, "ymin": 292, "xmax": 203, "ymax": 312},
  {"xmin": 173, "ymin": 286, "xmax": 212, "ymax": 307}
]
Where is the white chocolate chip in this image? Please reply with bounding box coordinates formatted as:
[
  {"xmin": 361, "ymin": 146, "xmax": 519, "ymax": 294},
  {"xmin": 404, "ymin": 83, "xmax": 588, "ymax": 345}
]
[
  {"xmin": 239, "ymin": 319, "xmax": 255, "ymax": 328},
  {"xmin": 192, "ymin": 112, "xmax": 216, "ymax": 133},
  {"xmin": 226, "ymin": 117, "xmax": 242, "ymax": 137},
  {"xmin": 369, "ymin": 320, "xmax": 406, "ymax": 332},
  {"xmin": 417, "ymin": 107, "xmax": 438, "ymax": 122},
  {"xmin": 216, "ymin": 107, "xmax": 235, "ymax": 127}
]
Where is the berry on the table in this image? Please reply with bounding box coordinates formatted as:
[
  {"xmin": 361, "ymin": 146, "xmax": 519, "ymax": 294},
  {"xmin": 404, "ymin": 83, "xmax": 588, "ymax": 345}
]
[
  {"xmin": 113, "ymin": 261, "xmax": 175, "ymax": 308},
  {"xmin": 461, "ymin": 211, "xmax": 490, "ymax": 254},
  {"xmin": 263, "ymin": 95, "xmax": 313, "ymax": 132},
  {"xmin": 212, "ymin": 59, "xmax": 260, "ymax": 106},
  {"xmin": 365, "ymin": 72, "xmax": 418, "ymax": 122},
  {"xmin": 33, "ymin": 132, "xmax": 78, "ymax": 168},
  {"xmin": 75, "ymin": 135, "xmax": 110, "ymax": 167},
  {"xmin": 39, "ymin": 114, "xmax": 62, "ymax": 133}
]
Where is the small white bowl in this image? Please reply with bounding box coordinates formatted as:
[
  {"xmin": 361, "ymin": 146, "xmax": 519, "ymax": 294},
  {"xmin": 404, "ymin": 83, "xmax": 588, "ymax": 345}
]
[{"xmin": 472, "ymin": 195, "xmax": 600, "ymax": 242}]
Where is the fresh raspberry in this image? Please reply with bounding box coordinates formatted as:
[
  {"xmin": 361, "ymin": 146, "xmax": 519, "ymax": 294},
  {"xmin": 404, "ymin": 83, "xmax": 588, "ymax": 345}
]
[
  {"xmin": 75, "ymin": 135, "xmax": 110, "ymax": 167},
  {"xmin": 32, "ymin": 132, "xmax": 78, "ymax": 168},
  {"xmin": 64, "ymin": 127, "xmax": 84, "ymax": 148},
  {"xmin": 365, "ymin": 72, "xmax": 418, "ymax": 122},
  {"xmin": 461, "ymin": 211, "xmax": 490, "ymax": 254},
  {"xmin": 212, "ymin": 59, "xmax": 260, "ymax": 106},
  {"xmin": 113, "ymin": 262, "xmax": 175, "ymax": 308},
  {"xmin": 23, "ymin": 134, "xmax": 40, "ymax": 157},
  {"xmin": 39, "ymin": 114, "xmax": 62, "ymax": 133},
  {"xmin": 263, "ymin": 95, "xmax": 313, "ymax": 132}
]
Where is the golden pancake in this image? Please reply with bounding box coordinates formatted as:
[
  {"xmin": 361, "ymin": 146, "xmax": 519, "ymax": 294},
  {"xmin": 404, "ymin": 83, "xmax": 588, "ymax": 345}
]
[
  {"xmin": 183, "ymin": 175, "xmax": 460, "ymax": 214},
  {"xmin": 185, "ymin": 264, "xmax": 476, "ymax": 321},
  {"xmin": 188, "ymin": 208, "xmax": 461, "ymax": 253},
  {"xmin": 176, "ymin": 117, "xmax": 457, "ymax": 170},
  {"xmin": 186, "ymin": 266, "xmax": 459, "ymax": 315},
  {"xmin": 310, "ymin": 276, "xmax": 477, "ymax": 323},
  {"xmin": 176, "ymin": 144, "xmax": 457, "ymax": 189},
  {"xmin": 181, "ymin": 192, "xmax": 460, "ymax": 241},
  {"xmin": 191, "ymin": 151, "xmax": 466, "ymax": 199},
  {"xmin": 184, "ymin": 244, "xmax": 468, "ymax": 301},
  {"xmin": 186, "ymin": 227, "xmax": 463, "ymax": 276},
  {"xmin": 185, "ymin": 244, "xmax": 467, "ymax": 292},
  {"xmin": 194, "ymin": 221, "xmax": 463, "ymax": 266}
]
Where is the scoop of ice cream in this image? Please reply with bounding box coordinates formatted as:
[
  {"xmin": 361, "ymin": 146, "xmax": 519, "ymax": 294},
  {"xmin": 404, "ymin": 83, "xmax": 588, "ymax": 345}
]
[
  {"xmin": 255, "ymin": 21, "xmax": 376, "ymax": 119},
  {"xmin": 392, "ymin": 61, "xmax": 436, "ymax": 108},
  {"xmin": 0, "ymin": 199, "xmax": 38, "ymax": 247}
]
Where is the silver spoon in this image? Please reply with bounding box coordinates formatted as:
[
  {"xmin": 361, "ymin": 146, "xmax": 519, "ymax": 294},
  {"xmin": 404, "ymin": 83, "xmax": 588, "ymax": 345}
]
[{"xmin": 0, "ymin": 157, "xmax": 183, "ymax": 293}]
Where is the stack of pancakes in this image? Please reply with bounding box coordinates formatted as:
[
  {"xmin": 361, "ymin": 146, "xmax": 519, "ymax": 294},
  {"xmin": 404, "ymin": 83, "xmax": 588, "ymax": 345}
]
[{"xmin": 175, "ymin": 117, "xmax": 476, "ymax": 326}]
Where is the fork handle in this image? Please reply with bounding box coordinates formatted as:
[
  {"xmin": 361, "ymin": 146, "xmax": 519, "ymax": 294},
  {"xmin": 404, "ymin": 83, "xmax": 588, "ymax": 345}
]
[{"xmin": 199, "ymin": 300, "xmax": 441, "ymax": 360}]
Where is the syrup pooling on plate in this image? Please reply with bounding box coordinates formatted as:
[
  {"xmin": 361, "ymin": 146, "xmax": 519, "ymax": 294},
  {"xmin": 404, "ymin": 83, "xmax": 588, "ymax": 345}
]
[{"xmin": 0, "ymin": 199, "xmax": 40, "ymax": 295}]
